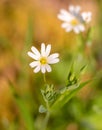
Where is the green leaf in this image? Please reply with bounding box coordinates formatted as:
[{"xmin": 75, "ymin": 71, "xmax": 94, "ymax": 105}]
[
  {"xmin": 85, "ymin": 27, "xmax": 93, "ymax": 47},
  {"xmin": 51, "ymin": 80, "xmax": 91, "ymax": 111},
  {"xmin": 21, "ymin": 15, "xmax": 34, "ymax": 64},
  {"xmin": 66, "ymin": 60, "xmax": 87, "ymax": 87},
  {"xmin": 39, "ymin": 105, "xmax": 47, "ymax": 113},
  {"xmin": 9, "ymin": 80, "xmax": 35, "ymax": 130},
  {"xmin": 15, "ymin": 98, "xmax": 34, "ymax": 130},
  {"xmin": 20, "ymin": 16, "xmax": 34, "ymax": 65},
  {"xmin": 41, "ymin": 84, "xmax": 57, "ymax": 104},
  {"xmin": 18, "ymin": 16, "xmax": 34, "ymax": 86},
  {"xmin": 80, "ymin": 65, "xmax": 87, "ymax": 72}
]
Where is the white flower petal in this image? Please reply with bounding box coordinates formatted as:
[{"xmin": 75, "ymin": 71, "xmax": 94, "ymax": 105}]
[
  {"xmin": 48, "ymin": 53, "xmax": 59, "ymax": 61},
  {"xmin": 75, "ymin": 6, "xmax": 81, "ymax": 13},
  {"xmin": 41, "ymin": 65, "xmax": 46, "ymax": 73},
  {"xmin": 65, "ymin": 25, "xmax": 73, "ymax": 32},
  {"xmin": 41, "ymin": 43, "xmax": 46, "ymax": 56},
  {"xmin": 31, "ymin": 46, "xmax": 40, "ymax": 57},
  {"xmin": 73, "ymin": 26, "xmax": 80, "ymax": 34},
  {"xmin": 27, "ymin": 52, "xmax": 39, "ymax": 60},
  {"xmin": 29, "ymin": 61, "xmax": 39, "ymax": 68},
  {"xmin": 78, "ymin": 25, "xmax": 85, "ymax": 32},
  {"xmin": 34, "ymin": 65, "xmax": 40, "ymax": 73},
  {"xmin": 28, "ymin": 43, "xmax": 59, "ymax": 73},
  {"xmin": 45, "ymin": 44, "xmax": 51, "ymax": 56},
  {"xmin": 81, "ymin": 12, "xmax": 92, "ymax": 23},
  {"xmin": 58, "ymin": 5, "xmax": 91, "ymax": 34},
  {"xmin": 61, "ymin": 22, "xmax": 69, "ymax": 28},
  {"xmin": 69, "ymin": 5, "xmax": 81, "ymax": 14},
  {"xmin": 48, "ymin": 58, "xmax": 59, "ymax": 64},
  {"xmin": 46, "ymin": 64, "xmax": 52, "ymax": 72},
  {"xmin": 60, "ymin": 9, "xmax": 70, "ymax": 16},
  {"xmin": 58, "ymin": 10, "xmax": 72, "ymax": 22},
  {"xmin": 61, "ymin": 22, "xmax": 73, "ymax": 32},
  {"xmin": 69, "ymin": 5, "xmax": 74, "ymax": 12}
]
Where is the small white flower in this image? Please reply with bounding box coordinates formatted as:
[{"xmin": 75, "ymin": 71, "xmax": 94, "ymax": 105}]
[
  {"xmin": 27, "ymin": 43, "xmax": 59, "ymax": 73},
  {"xmin": 58, "ymin": 5, "xmax": 92, "ymax": 34}
]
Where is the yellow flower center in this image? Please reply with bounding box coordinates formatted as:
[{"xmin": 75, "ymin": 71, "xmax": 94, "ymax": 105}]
[
  {"xmin": 71, "ymin": 19, "xmax": 79, "ymax": 26},
  {"xmin": 40, "ymin": 57, "xmax": 47, "ymax": 64}
]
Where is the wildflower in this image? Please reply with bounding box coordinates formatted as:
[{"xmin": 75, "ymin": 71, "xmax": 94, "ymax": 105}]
[
  {"xmin": 27, "ymin": 43, "xmax": 59, "ymax": 73},
  {"xmin": 58, "ymin": 5, "xmax": 92, "ymax": 33}
]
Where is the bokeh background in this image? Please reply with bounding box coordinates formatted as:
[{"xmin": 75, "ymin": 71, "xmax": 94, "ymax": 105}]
[{"xmin": 0, "ymin": 0, "xmax": 102, "ymax": 130}]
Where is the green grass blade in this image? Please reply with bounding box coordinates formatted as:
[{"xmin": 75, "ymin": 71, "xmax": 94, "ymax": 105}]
[
  {"xmin": 21, "ymin": 15, "xmax": 34, "ymax": 64},
  {"xmin": 51, "ymin": 80, "xmax": 91, "ymax": 111},
  {"xmin": 9, "ymin": 81, "xmax": 35, "ymax": 130}
]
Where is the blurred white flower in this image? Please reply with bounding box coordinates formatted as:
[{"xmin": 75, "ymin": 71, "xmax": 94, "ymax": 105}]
[
  {"xmin": 27, "ymin": 43, "xmax": 59, "ymax": 73},
  {"xmin": 58, "ymin": 5, "xmax": 92, "ymax": 34}
]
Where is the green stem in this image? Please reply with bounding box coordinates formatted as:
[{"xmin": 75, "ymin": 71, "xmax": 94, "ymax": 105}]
[
  {"xmin": 43, "ymin": 73, "xmax": 47, "ymax": 84},
  {"xmin": 42, "ymin": 102, "xmax": 50, "ymax": 130},
  {"xmin": 77, "ymin": 33, "xmax": 85, "ymax": 52},
  {"xmin": 42, "ymin": 111, "xmax": 50, "ymax": 130}
]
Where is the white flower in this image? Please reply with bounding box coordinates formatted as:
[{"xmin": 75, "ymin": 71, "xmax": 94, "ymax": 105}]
[
  {"xmin": 27, "ymin": 43, "xmax": 59, "ymax": 73},
  {"xmin": 58, "ymin": 5, "xmax": 92, "ymax": 34}
]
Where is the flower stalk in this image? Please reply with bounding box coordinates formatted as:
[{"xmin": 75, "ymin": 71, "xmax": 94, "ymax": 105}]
[
  {"xmin": 43, "ymin": 73, "xmax": 47, "ymax": 85},
  {"xmin": 42, "ymin": 101, "xmax": 50, "ymax": 130}
]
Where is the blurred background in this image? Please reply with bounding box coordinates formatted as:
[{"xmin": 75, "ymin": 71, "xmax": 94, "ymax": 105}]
[{"xmin": 0, "ymin": 0, "xmax": 102, "ymax": 130}]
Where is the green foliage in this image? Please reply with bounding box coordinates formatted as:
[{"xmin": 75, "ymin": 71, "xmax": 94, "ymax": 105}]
[
  {"xmin": 40, "ymin": 62, "xmax": 90, "ymax": 115},
  {"xmin": 21, "ymin": 15, "xmax": 34, "ymax": 64},
  {"xmin": 41, "ymin": 84, "xmax": 57, "ymax": 104},
  {"xmin": 39, "ymin": 105, "xmax": 47, "ymax": 113},
  {"xmin": 51, "ymin": 80, "xmax": 90, "ymax": 111},
  {"xmin": 9, "ymin": 81, "xmax": 35, "ymax": 130},
  {"xmin": 66, "ymin": 62, "xmax": 87, "ymax": 87},
  {"xmin": 18, "ymin": 16, "xmax": 34, "ymax": 87}
]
